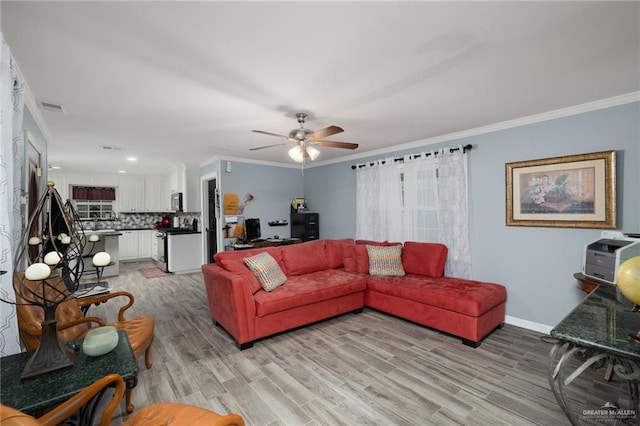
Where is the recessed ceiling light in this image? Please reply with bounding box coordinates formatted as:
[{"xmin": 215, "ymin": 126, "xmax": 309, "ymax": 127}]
[
  {"xmin": 126, "ymin": 157, "xmax": 137, "ymax": 162},
  {"xmin": 118, "ymin": 170, "xmax": 126, "ymax": 174}
]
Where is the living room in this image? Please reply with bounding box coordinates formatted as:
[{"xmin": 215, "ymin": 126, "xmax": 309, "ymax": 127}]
[{"xmin": 1, "ymin": 2, "xmax": 639, "ymax": 424}]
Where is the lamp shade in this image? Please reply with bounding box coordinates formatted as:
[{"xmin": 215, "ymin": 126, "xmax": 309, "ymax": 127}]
[
  {"xmin": 92, "ymin": 252, "xmax": 111, "ymax": 267},
  {"xmin": 25, "ymin": 263, "xmax": 51, "ymax": 281},
  {"xmin": 43, "ymin": 251, "xmax": 62, "ymax": 266},
  {"xmin": 306, "ymin": 146, "xmax": 320, "ymax": 160},
  {"xmin": 288, "ymin": 145, "xmax": 304, "ymax": 162}
]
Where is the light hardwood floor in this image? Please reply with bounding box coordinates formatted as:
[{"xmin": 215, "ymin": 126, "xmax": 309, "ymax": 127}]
[{"xmin": 93, "ymin": 261, "xmax": 629, "ymax": 425}]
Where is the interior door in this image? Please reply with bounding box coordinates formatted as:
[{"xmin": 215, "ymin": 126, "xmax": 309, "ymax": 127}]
[
  {"xmin": 25, "ymin": 134, "xmax": 42, "ymax": 260},
  {"xmin": 207, "ymin": 178, "xmax": 218, "ymax": 261}
]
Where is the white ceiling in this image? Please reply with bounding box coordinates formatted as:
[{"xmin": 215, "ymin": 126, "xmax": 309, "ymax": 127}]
[{"xmin": 2, "ymin": 1, "xmax": 639, "ymax": 175}]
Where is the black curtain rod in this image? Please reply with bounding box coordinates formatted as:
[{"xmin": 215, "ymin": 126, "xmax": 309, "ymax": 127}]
[{"xmin": 351, "ymin": 144, "xmax": 473, "ymax": 170}]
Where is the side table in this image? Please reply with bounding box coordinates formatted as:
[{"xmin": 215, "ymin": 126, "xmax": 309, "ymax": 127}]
[
  {"xmin": 548, "ymin": 285, "xmax": 640, "ymax": 425},
  {"xmin": 1, "ymin": 330, "xmax": 138, "ymax": 419},
  {"xmin": 574, "ymin": 271, "xmax": 608, "ymax": 294}
]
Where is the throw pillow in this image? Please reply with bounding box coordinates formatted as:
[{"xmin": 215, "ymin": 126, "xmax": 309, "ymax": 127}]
[
  {"xmin": 366, "ymin": 244, "xmax": 405, "ymax": 276},
  {"xmin": 243, "ymin": 252, "xmax": 287, "ymax": 292}
]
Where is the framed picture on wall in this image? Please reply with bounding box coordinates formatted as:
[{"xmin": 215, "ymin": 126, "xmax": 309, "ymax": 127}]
[{"xmin": 505, "ymin": 150, "xmax": 616, "ymax": 228}]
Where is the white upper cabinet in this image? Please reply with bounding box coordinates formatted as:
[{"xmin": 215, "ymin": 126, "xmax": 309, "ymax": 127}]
[
  {"xmin": 118, "ymin": 175, "xmax": 145, "ymax": 212},
  {"xmin": 46, "ymin": 170, "xmax": 174, "ymax": 213},
  {"xmin": 145, "ymin": 175, "xmax": 170, "ymax": 212},
  {"xmin": 168, "ymin": 164, "xmax": 186, "ymax": 194}
]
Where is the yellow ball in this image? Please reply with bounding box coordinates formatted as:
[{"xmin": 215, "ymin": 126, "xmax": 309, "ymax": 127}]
[{"xmin": 617, "ymin": 256, "xmax": 640, "ymax": 306}]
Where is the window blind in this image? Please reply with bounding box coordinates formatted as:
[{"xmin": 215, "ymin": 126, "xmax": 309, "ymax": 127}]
[{"xmin": 72, "ymin": 186, "xmax": 116, "ymax": 201}]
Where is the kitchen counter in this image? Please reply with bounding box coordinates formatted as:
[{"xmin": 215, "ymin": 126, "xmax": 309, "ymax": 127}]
[{"xmin": 164, "ymin": 228, "xmax": 200, "ymax": 235}]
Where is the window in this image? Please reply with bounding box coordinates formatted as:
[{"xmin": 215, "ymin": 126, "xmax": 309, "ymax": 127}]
[
  {"xmin": 71, "ymin": 186, "xmax": 115, "ymax": 220},
  {"xmin": 74, "ymin": 201, "xmax": 114, "ymax": 220}
]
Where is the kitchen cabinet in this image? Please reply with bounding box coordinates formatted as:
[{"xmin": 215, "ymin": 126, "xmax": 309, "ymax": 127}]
[
  {"xmin": 138, "ymin": 230, "xmax": 153, "ymax": 258},
  {"xmin": 44, "ymin": 170, "xmax": 174, "ymax": 213},
  {"xmin": 119, "ymin": 231, "xmax": 138, "ymax": 261},
  {"xmin": 168, "ymin": 164, "xmax": 186, "ymax": 194},
  {"xmin": 145, "ymin": 175, "xmax": 169, "ymax": 212},
  {"xmin": 118, "ymin": 176, "xmax": 145, "ymax": 212},
  {"xmin": 119, "ymin": 230, "xmax": 154, "ymax": 261}
]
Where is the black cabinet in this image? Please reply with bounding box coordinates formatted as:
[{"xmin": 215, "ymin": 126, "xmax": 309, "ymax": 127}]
[{"xmin": 290, "ymin": 212, "xmax": 319, "ymax": 241}]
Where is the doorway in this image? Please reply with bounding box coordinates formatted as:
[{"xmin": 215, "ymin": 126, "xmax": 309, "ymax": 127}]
[
  {"xmin": 206, "ymin": 178, "xmax": 218, "ymax": 261},
  {"xmin": 24, "ymin": 133, "xmax": 43, "ymax": 261}
]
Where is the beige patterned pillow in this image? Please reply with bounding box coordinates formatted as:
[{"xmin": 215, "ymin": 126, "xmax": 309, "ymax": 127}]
[
  {"xmin": 243, "ymin": 252, "xmax": 287, "ymax": 291},
  {"xmin": 366, "ymin": 244, "xmax": 405, "ymax": 276}
]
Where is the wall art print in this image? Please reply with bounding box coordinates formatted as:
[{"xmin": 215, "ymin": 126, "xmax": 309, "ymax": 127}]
[{"xmin": 505, "ymin": 150, "xmax": 616, "ymax": 228}]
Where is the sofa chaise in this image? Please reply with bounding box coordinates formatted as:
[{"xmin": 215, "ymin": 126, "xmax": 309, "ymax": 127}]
[{"xmin": 202, "ymin": 239, "xmax": 507, "ymax": 349}]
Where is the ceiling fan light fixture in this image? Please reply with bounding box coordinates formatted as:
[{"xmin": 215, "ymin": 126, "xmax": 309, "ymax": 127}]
[
  {"xmin": 288, "ymin": 145, "xmax": 304, "ymax": 162},
  {"xmin": 306, "ymin": 146, "xmax": 320, "ymax": 160}
]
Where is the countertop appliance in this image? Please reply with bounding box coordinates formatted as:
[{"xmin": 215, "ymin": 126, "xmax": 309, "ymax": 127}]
[
  {"xmin": 171, "ymin": 192, "xmax": 183, "ymax": 212},
  {"xmin": 583, "ymin": 231, "xmax": 640, "ymax": 284}
]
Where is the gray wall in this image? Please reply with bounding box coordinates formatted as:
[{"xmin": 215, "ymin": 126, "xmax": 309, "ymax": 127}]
[
  {"xmin": 218, "ymin": 161, "xmax": 303, "ymax": 240},
  {"xmin": 303, "ymin": 101, "xmax": 640, "ymax": 330}
]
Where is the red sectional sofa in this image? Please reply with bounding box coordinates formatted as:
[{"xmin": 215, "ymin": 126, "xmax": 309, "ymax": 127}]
[{"xmin": 202, "ymin": 239, "xmax": 507, "ymax": 349}]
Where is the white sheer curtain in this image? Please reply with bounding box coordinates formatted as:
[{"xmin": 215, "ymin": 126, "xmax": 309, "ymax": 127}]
[
  {"xmin": 0, "ymin": 36, "xmax": 24, "ymax": 355},
  {"xmin": 355, "ymin": 159, "xmax": 403, "ymax": 242},
  {"xmin": 436, "ymin": 149, "xmax": 471, "ymax": 278},
  {"xmin": 356, "ymin": 147, "xmax": 471, "ymax": 278}
]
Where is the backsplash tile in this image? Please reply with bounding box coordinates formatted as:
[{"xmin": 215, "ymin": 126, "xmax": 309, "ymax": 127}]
[{"xmin": 86, "ymin": 212, "xmax": 202, "ymax": 231}]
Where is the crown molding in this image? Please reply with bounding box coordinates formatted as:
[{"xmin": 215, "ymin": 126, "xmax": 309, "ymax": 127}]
[
  {"xmin": 311, "ymin": 91, "xmax": 640, "ymax": 169},
  {"xmin": 200, "ymin": 154, "xmax": 299, "ymax": 170}
]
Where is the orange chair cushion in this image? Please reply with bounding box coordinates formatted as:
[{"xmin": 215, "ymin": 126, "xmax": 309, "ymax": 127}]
[
  {"xmin": 0, "ymin": 405, "xmax": 40, "ymax": 426},
  {"xmin": 114, "ymin": 315, "xmax": 155, "ymax": 358},
  {"xmin": 124, "ymin": 403, "xmax": 245, "ymax": 426}
]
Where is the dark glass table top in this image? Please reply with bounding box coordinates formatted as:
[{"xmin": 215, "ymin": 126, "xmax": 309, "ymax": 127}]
[
  {"xmin": 551, "ymin": 284, "xmax": 640, "ymax": 359},
  {"xmin": 0, "ymin": 330, "xmax": 137, "ymax": 414}
]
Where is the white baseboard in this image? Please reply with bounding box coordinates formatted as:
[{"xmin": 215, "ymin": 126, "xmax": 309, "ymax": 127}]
[{"xmin": 505, "ymin": 315, "xmax": 553, "ymax": 335}]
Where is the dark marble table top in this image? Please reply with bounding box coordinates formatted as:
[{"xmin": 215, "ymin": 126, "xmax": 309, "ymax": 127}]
[
  {"xmin": 0, "ymin": 330, "xmax": 137, "ymax": 414},
  {"xmin": 551, "ymin": 284, "xmax": 640, "ymax": 359}
]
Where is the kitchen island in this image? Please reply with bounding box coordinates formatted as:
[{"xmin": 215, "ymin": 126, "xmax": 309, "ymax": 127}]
[{"xmin": 82, "ymin": 230, "xmax": 121, "ymax": 278}]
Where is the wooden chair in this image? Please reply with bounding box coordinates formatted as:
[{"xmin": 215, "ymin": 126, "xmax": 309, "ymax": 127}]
[
  {"xmin": 14, "ymin": 275, "xmax": 154, "ymax": 414},
  {"xmin": 0, "ymin": 374, "xmax": 245, "ymax": 426}
]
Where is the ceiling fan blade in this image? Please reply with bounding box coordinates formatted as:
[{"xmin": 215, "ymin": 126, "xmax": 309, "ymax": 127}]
[
  {"xmin": 314, "ymin": 140, "xmax": 359, "ymax": 150},
  {"xmin": 249, "ymin": 142, "xmax": 290, "ymax": 151},
  {"xmin": 251, "ymin": 130, "xmax": 288, "ymax": 139},
  {"xmin": 310, "ymin": 125, "xmax": 343, "ymax": 140}
]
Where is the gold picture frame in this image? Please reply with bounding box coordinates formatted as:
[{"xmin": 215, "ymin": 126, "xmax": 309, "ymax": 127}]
[{"xmin": 505, "ymin": 150, "xmax": 616, "ymax": 228}]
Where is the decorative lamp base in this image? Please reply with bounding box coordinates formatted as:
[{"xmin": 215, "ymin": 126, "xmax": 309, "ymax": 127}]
[{"xmin": 21, "ymin": 319, "xmax": 74, "ymax": 380}]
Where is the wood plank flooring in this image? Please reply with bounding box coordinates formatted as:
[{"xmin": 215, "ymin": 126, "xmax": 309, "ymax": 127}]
[{"xmin": 91, "ymin": 261, "xmax": 631, "ymax": 425}]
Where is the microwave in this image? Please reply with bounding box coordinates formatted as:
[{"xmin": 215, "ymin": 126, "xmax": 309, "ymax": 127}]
[{"xmin": 171, "ymin": 192, "xmax": 183, "ymax": 212}]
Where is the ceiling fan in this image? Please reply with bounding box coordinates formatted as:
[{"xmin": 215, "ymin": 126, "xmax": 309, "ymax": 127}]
[{"xmin": 250, "ymin": 113, "xmax": 358, "ymax": 163}]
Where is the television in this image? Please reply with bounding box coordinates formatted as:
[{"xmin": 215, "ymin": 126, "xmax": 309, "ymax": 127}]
[{"xmin": 245, "ymin": 218, "xmax": 261, "ymax": 241}]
